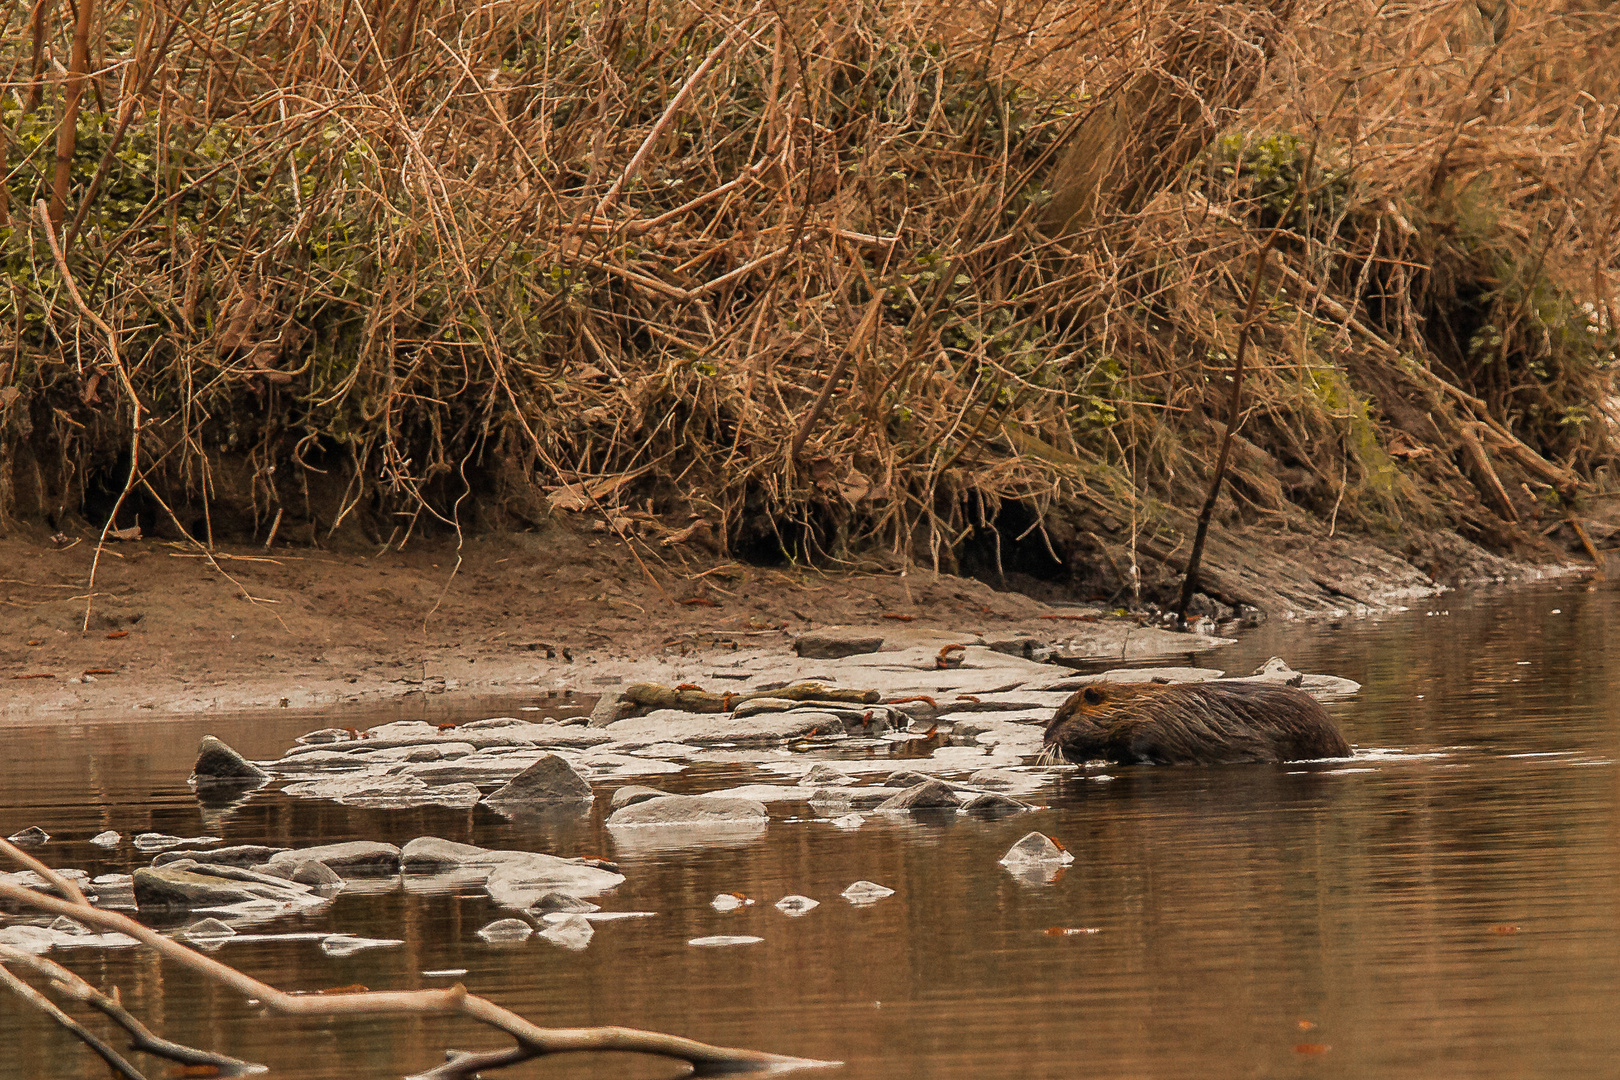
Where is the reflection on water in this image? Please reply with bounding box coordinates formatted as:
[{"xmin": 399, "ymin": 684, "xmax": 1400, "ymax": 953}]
[{"xmin": 4, "ymin": 584, "xmax": 1620, "ymax": 1078}]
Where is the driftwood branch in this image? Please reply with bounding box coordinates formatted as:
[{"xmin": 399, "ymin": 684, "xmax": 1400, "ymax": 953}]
[{"xmin": 0, "ymin": 839, "xmax": 836, "ymax": 1077}]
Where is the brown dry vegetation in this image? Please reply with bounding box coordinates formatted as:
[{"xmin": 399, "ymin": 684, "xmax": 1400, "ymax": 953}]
[{"xmin": 0, "ymin": 0, "xmax": 1617, "ymax": 603}]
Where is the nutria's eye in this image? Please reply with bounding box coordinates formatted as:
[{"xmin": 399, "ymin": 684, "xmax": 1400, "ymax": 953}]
[{"xmin": 1082, "ymin": 686, "xmax": 1104, "ymax": 706}]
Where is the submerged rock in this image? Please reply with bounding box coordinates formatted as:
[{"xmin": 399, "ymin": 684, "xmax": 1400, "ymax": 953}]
[
  {"xmin": 841, "ymin": 881, "xmax": 896, "ymax": 904},
  {"xmin": 6, "ymin": 826, "xmax": 48, "ymax": 846},
  {"xmin": 608, "ymin": 785, "xmax": 668, "ymax": 811},
  {"xmin": 481, "ymin": 754, "xmax": 594, "ymax": 807},
  {"xmin": 999, "ymin": 832, "xmax": 1075, "ymax": 867},
  {"xmin": 133, "ymin": 833, "xmax": 222, "ymax": 853},
  {"xmin": 688, "ymin": 935, "xmax": 763, "ymax": 947},
  {"xmin": 829, "ymin": 814, "xmax": 864, "ymax": 830},
  {"xmin": 190, "ymin": 736, "xmax": 270, "ymax": 785},
  {"xmin": 261, "ymin": 841, "xmax": 402, "ymax": 878},
  {"xmin": 476, "ymin": 918, "xmax": 533, "ymax": 943},
  {"xmin": 959, "ymin": 791, "xmax": 1037, "ymax": 814},
  {"xmin": 875, "ymin": 780, "xmax": 961, "ymax": 811},
  {"xmin": 153, "ymin": 845, "xmax": 289, "ymax": 869},
  {"xmin": 176, "ymin": 917, "xmax": 238, "ymax": 943},
  {"xmin": 321, "ymin": 934, "xmax": 403, "ymax": 957},
  {"xmin": 798, "ymin": 763, "xmax": 854, "ymax": 787},
  {"xmin": 537, "ymin": 914, "xmax": 594, "ymax": 950},
  {"xmin": 605, "ymin": 795, "xmax": 768, "ymax": 828},
  {"xmin": 133, "ymin": 861, "xmax": 322, "ymax": 911},
  {"xmin": 483, "ymin": 855, "xmax": 625, "ymax": 907},
  {"xmin": 529, "ymin": 891, "xmax": 599, "ymax": 915},
  {"xmin": 775, "ymin": 895, "xmax": 819, "ymax": 916}
]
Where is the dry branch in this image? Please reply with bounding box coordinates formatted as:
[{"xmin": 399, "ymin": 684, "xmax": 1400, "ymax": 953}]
[{"xmin": 0, "ymin": 839, "xmax": 836, "ymax": 1077}]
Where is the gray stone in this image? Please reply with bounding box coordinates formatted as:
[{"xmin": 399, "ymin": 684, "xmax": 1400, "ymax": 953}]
[
  {"xmin": 875, "ymin": 780, "xmax": 961, "ymax": 811},
  {"xmin": 481, "ymin": 754, "xmax": 594, "ymax": 806},
  {"xmin": 529, "ymin": 891, "xmax": 599, "ymax": 915},
  {"xmin": 794, "ymin": 631, "xmax": 884, "ymax": 659},
  {"xmin": 609, "ymin": 785, "xmax": 668, "ymax": 811},
  {"xmin": 295, "ymin": 727, "xmax": 356, "ymax": 745},
  {"xmin": 133, "ymin": 862, "xmax": 319, "ymax": 910},
  {"xmin": 806, "ymin": 787, "xmax": 899, "ymax": 813},
  {"xmin": 476, "ymin": 918, "xmax": 532, "ymax": 943},
  {"xmin": 588, "ymin": 689, "xmax": 633, "ymax": 728},
  {"xmin": 176, "ymin": 917, "xmax": 238, "ymax": 942},
  {"xmin": 401, "ymin": 837, "xmax": 512, "ymax": 873},
  {"xmin": 959, "ymin": 791, "xmax": 1036, "ymax": 813},
  {"xmin": 290, "ymin": 860, "xmax": 344, "ymax": 888},
  {"xmin": 883, "ymin": 770, "xmax": 935, "ymax": 788},
  {"xmin": 775, "ymin": 895, "xmax": 819, "ymax": 916},
  {"xmin": 261, "ymin": 841, "xmax": 401, "ymax": 878},
  {"xmin": 537, "ymin": 914, "xmax": 594, "ymax": 950},
  {"xmin": 153, "ymin": 845, "xmax": 290, "ymax": 869},
  {"xmin": 841, "ymin": 880, "xmax": 895, "ymax": 903},
  {"xmin": 320, "ymin": 934, "xmax": 402, "ymax": 957},
  {"xmin": 484, "ymin": 855, "xmax": 625, "ymax": 907},
  {"xmin": 688, "ymin": 934, "xmax": 763, "ymax": 947},
  {"xmin": 191, "ymin": 736, "xmax": 270, "ymax": 784},
  {"xmin": 606, "ymin": 795, "xmax": 769, "ymax": 828},
  {"xmin": 999, "ymin": 831, "xmax": 1074, "ymax": 867},
  {"xmin": 133, "ymin": 833, "xmax": 222, "ymax": 853},
  {"xmin": 6, "ymin": 826, "xmax": 48, "ymax": 846},
  {"xmin": 798, "ymin": 763, "xmax": 853, "ymax": 787},
  {"xmin": 731, "ymin": 697, "xmax": 798, "ymax": 718},
  {"xmin": 602, "ymin": 712, "xmax": 829, "ymax": 748},
  {"xmin": 89, "ymin": 831, "xmax": 120, "ymax": 847}
]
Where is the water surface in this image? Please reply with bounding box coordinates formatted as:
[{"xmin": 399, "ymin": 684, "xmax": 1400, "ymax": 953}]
[{"xmin": 3, "ymin": 582, "xmax": 1618, "ymax": 1079}]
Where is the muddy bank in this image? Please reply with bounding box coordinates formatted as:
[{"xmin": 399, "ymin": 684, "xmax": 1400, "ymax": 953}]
[{"xmin": 1, "ymin": 511, "xmax": 1585, "ymax": 725}]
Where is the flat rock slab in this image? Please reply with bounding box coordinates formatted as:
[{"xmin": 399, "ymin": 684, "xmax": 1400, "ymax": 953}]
[
  {"xmin": 794, "ymin": 630, "xmax": 885, "ymax": 659},
  {"xmin": 133, "ymin": 862, "xmax": 321, "ymax": 911},
  {"xmin": 484, "ymin": 855, "xmax": 625, "ymax": 906},
  {"xmin": 601, "ymin": 712, "xmax": 832, "ymax": 748},
  {"xmin": 152, "ymin": 846, "xmax": 289, "ymax": 869},
  {"xmin": 606, "ymin": 794, "xmax": 770, "ymax": 827},
  {"xmin": 261, "ymin": 842, "xmax": 401, "ymax": 877}
]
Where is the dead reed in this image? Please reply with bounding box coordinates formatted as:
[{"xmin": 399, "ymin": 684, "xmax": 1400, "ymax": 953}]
[{"xmin": 0, "ymin": 0, "xmax": 1615, "ymax": 584}]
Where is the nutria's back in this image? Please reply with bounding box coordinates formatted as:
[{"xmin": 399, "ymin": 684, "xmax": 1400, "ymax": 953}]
[{"xmin": 1042, "ymin": 680, "xmax": 1352, "ymax": 765}]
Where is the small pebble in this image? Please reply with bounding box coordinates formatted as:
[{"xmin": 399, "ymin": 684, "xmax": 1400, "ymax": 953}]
[{"xmin": 775, "ymin": 895, "xmax": 819, "ymax": 916}]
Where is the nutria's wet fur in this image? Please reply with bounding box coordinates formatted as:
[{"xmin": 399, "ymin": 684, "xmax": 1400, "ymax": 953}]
[{"xmin": 1041, "ymin": 680, "xmax": 1352, "ymax": 765}]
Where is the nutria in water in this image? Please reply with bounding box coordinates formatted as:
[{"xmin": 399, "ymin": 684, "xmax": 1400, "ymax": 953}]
[{"xmin": 1039, "ymin": 680, "xmax": 1352, "ymax": 765}]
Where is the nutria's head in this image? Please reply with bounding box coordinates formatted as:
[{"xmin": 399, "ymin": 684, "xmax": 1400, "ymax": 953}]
[{"xmin": 1039, "ymin": 681, "xmax": 1146, "ymax": 765}]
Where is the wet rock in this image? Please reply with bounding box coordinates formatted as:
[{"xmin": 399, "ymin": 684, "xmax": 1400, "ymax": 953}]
[
  {"xmin": 88, "ymin": 874, "xmax": 135, "ymax": 911},
  {"xmin": 320, "ymin": 934, "xmax": 403, "ymax": 957},
  {"xmin": 176, "ymin": 918, "xmax": 238, "ymax": 943},
  {"xmin": 588, "ymin": 689, "xmax": 633, "ymax": 728},
  {"xmin": 875, "ymin": 780, "xmax": 961, "ymax": 811},
  {"xmin": 841, "ymin": 881, "xmax": 895, "ymax": 904},
  {"xmin": 296, "ymin": 728, "xmax": 357, "ymax": 745},
  {"xmin": 366, "ymin": 741, "xmax": 477, "ymax": 763},
  {"xmin": 133, "ymin": 861, "xmax": 321, "ymax": 911},
  {"xmin": 0, "ymin": 869, "xmax": 95, "ymax": 909},
  {"xmin": 1040, "ymin": 667, "xmax": 1225, "ymax": 692},
  {"xmin": 795, "ymin": 631, "xmax": 884, "ymax": 660},
  {"xmin": 799, "ymin": 763, "xmax": 854, "ymax": 787},
  {"xmin": 483, "ymin": 855, "xmax": 625, "ymax": 907},
  {"xmin": 134, "ymin": 833, "xmax": 222, "ymax": 853},
  {"xmin": 731, "ymin": 697, "xmax": 800, "ymax": 718},
  {"xmin": 261, "ymin": 842, "xmax": 402, "ymax": 878},
  {"xmin": 153, "ymin": 845, "xmax": 290, "ymax": 869},
  {"xmin": 999, "ymin": 832, "xmax": 1074, "ymax": 867},
  {"xmin": 602, "ymin": 712, "xmax": 830, "ymax": 748},
  {"xmin": 606, "ymin": 794, "xmax": 769, "ymax": 828},
  {"xmin": 829, "ymin": 814, "xmax": 864, "ymax": 830},
  {"xmin": 530, "ymin": 892, "xmax": 599, "ymax": 915},
  {"xmin": 0, "ymin": 925, "xmax": 56, "ymax": 954},
  {"xmin": 6, "ymin": 826, "xmax": 48, "ymax": 846},
  {"xmin": 609, "ymin": 785, "xmax": 668, "ymax": 811},
  {"xmin": 711, "ymin": 893, "xmax": 755, "ymax": 911},
  {"xmin": 807, "ymin": 787, "xmax": 900, "ymax": 814},
  {"xmin": 537, "ymin": 914, "xmax": 594, "ymax": 950},
  {"xmin": 775, "ymin": 895, "xmax": 819, "ymax": 916},
  {"xmin": 1232, "ymin": 657, "xmax": 1363, "ymax": 697},
  {"xmin": 89, "ymin": 831, "xmax": 121, "ymax": 847},
  {"xmin": 476, "ymin": 918, "xmax": 533, "ymax": 943},
  {"xmin": 883, "ymin": 770, "xmax": 935, "ymax": 788},
  {"xmin": 688, "ymin": 935, "xmax": 763, "ymax": 947},
  {"xmin": 960, "ymin": 791, "xmax": 1037, "ymax": 814},
  {"xmin": 401, "ymin": 837, "xmax": 513, "ymax": 873},
  {"xmin": 481, "ymin": 754, "xmax": 594, "ymax": 807},
  {"xmin": 190, "ymin": 736, "xmax": 270, "ymax": 785},
  {"xmin": 290, "ymin": 860, "xmax": 344, "ymax": 889}
]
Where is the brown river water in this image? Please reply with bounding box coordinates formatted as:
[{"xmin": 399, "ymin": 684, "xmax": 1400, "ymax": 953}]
[{"xmin": 2, "ymin": 580, "xmax": 1618, "ymax": 1079}]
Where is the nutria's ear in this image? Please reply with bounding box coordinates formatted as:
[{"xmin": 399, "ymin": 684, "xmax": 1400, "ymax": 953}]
[{"xmin": 1082, "ymin": 685, "xmax": 1105, "ymax": 706}]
